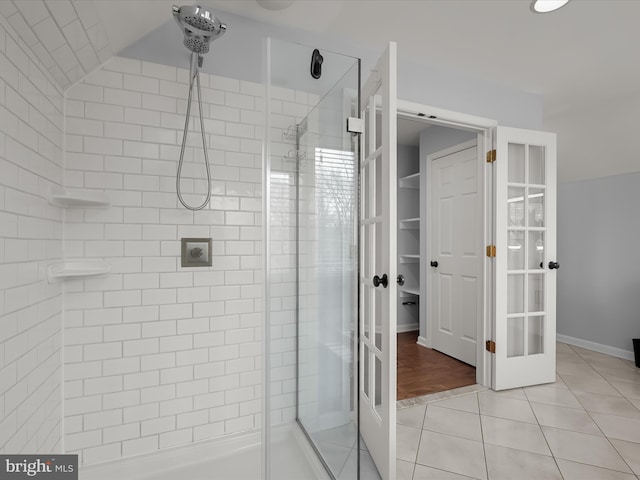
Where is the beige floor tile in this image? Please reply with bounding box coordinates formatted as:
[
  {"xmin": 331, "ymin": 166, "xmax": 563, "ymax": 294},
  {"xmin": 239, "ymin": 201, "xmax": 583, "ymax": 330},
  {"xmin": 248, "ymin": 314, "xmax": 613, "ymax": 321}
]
[
  {"xmin": 557, "ymin": 342, "xmax": 574, "ymax": 353},
  {"xmin": 542, "ymin": 426, "xmax": 632, "ymax": 473},
  {"xmin": 423, "ymin": 405, "xmax": 482, "ymax": 441},
  {"xmin": 556, "ymin": 360, "xmax": 596, "ymax": 377},
  {"xmin": 484, "ymin": 444, "xmax": 562, "ymax": 480},
  {"xmin": 570, "ymin": 345, "xmax": 603, "ymax": 358},
  {"xmin": 556, "ymin": 458, "xmax": 637, "ymax": 480},
  {"xmin": 611, "ymin": 380, "xmax": 640, "ymax": 400},
  {"xmin": 574, "ymin": 391, "xmax": 640, "ymax": 419},
  {"xmin": 558, "ymin": 349, "xmax": 590, "ymax": 362},
  {"xmin": 480, "ymin": 415, "xmax": 550, "ymax": 455},
  {"xmin": 590, "ymin": 412, "xmax": 640, "ymax": 443},
  {"xmin": 478, "ymin": 387, "xmax": 527, "ymax": 400},
  {"xmin": 477, "ymin": 392, "xmax": 537, "ymax": 423},
  {"xmin": 397, "ymin": 404, "xmax": 427, "ymax": 429},
  {"xmin": 560, "ymin": 372, "xmax": 622, "ymax": 396},
  {"xmin": 610, "ymin": 438, "xmax": 640, "ymax": 475},
  {"xmin": 581, "ymin": 353, "xmax": 633, "ymax": 371},
  {"xmin": 531, "ymin": 401, "xmax": 602, "ymax": 435},
  {"xmin": 413, "ymin": 464, "xmax": 478, "ymax": 479},
  {"xmin": 396, "ymin": 424, "xmax": 421, "ymax": 463},
  {"xmin": 554, "ymin": 374, "xmax": 569, "ymax": 389},
  {"xmin": 431, "ymin": 393, "xmax": 479, "ymax": 414},
  {"xmin": 396, "ymin": 459, "xmax": 414, "ymax": 480},
  {"xmin": 523, "ymin": 384, "xmax": 583, "ymax": 408},
  {"xmin": 416, "ymin": 430, "xmax": 486, "ymax": 480},
  {"xmin": 591, "ymin": 364, "xmax": 640, "ymax": 384}
]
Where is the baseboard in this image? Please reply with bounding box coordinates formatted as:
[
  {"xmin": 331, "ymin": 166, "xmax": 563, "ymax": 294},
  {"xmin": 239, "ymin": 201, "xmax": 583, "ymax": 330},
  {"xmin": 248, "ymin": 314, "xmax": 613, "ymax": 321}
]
[
  {"xmin": 416, "ymin": 336, "xmax": 429, "ymax": 348},
  {"xmin": 557, "ymin": 334, "xmax": 635, "ymax": 361},
  {"xmin": 397, "ymin": 323, "xmax": 419, "ymax": 333}
]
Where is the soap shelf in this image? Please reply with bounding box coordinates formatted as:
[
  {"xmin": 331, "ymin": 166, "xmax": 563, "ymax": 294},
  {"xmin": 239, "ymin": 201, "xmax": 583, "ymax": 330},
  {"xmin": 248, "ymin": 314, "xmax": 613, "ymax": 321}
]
[
  {"xmin": 47, "ymin": 261, "xmax": 111, "ymax": 282},
  {"xmin": 48, "ymin": 187, "xmax": 110, "ymax": 208}
]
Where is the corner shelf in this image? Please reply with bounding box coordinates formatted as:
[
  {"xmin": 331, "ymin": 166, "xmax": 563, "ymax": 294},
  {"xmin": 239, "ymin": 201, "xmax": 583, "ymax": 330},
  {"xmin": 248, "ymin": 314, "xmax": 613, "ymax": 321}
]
[
  {"xmin": 48, "ymin": 187, "xmax": 110, "ymax": 208},
  {"xmin": 399, "ymin": 254, "xmax": 420, "ymax": 263},
  {"xmin": 399, "ymin": 172, "xmax": 420, "ymax": 189},
  {"xmin": 47, "ymin": 261, "xmax": 111, "ymax": 283}
]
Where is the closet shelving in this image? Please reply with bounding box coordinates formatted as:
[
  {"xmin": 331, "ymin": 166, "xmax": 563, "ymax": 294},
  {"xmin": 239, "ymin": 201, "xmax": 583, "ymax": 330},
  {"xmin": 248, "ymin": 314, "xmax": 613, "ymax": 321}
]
[
  {"xmin": 397, "ymin": 152, "xmax": 421, "ymax": 328},
  {"xmin": 399, "ymin": 217, "xmax": 420, "ymax": 230},
  {"xmin": 398, "ymin": 172, "xmax": 420, "ymax": 189}
]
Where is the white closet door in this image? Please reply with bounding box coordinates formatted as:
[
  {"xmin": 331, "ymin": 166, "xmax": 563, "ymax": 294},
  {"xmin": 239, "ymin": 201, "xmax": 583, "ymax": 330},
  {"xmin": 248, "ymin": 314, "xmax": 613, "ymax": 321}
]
[
  {"xmin": 493, "ymin": 126, "xmax": 557, "ymax": 390},
  {"xmin": 429, "ymin": 141, "xmax": 481, "ymax": 367},
  {"xmin": 359, "ymin": 42, "xmax": 397, "ymax": 480}
]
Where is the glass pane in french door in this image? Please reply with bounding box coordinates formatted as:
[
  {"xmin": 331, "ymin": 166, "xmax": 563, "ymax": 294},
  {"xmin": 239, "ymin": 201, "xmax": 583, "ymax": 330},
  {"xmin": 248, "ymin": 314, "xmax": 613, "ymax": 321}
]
[{"xmin": 506, "ymin": 142, "xmax": 547, "ymax": 358}]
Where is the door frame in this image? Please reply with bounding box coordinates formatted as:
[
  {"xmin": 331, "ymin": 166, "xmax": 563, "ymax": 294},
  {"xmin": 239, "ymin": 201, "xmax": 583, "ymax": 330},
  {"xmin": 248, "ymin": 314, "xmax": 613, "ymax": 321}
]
[
  {"xmin": 396, "ymin": 99, "xmax": 497, "ymax": 387},
  {"xmin": 425, "ymin": 138, "xmax": 482, "ymax": 368}
]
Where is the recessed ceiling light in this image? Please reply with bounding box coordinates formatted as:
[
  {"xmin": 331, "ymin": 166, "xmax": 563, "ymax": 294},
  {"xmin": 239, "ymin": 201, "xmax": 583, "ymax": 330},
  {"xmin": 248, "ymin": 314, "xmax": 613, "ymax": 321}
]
[
  {"xmin": 256, "ymin": 0, "xmax": 295, "ymax": 10},
  {"xmin": 530, "ymin": 0, "xmax": 571, "ymax": 13}
]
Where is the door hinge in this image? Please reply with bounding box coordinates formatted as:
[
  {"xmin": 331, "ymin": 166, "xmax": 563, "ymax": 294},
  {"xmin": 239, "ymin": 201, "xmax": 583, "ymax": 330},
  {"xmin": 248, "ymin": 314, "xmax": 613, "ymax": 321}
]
[
  {"xmin": 486, "ymin": 149, "xmax": 496, "ymax": 163},
  {"xmin": 486, "ymin": 245, "xmax": 496, "ymax": 257},
  {"xmin": 346, "ymin": 117, "xmax": 364, "ymax": 134},
  {"xmin": 486, "ymin": 340, "xmax": 496, "ymax": 353}
]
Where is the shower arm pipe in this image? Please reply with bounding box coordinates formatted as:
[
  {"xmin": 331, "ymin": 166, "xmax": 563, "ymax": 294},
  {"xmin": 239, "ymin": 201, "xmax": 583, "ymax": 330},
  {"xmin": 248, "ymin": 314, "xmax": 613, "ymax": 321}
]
[{"xmin": 176, "ymin": 52, "xmax": 212, "ymax": 211}]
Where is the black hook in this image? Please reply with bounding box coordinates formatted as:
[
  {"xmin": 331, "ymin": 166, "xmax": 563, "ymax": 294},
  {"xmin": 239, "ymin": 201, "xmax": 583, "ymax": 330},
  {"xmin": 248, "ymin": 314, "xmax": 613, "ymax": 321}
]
[{"xmin": 310, "ymin": 49, "xmax": 323, "ymax": 79}]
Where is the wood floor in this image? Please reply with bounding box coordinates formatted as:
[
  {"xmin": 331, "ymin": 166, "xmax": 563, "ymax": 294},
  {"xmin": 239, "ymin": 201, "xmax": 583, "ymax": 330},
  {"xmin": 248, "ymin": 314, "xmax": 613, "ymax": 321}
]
[{"xmin": 397, "ymin": 331, "xmax": 476, "ymax": 401}]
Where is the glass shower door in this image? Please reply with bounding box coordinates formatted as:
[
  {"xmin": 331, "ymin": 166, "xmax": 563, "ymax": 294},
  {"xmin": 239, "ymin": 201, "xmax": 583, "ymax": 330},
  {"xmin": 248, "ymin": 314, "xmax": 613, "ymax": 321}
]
[
  {"xmin": 296, "ymin": 63, "xmax": 360, "ymax": 479},
  {"xmin": 264, "ymin": 38, "xmax": 360, "ymax": 480}
]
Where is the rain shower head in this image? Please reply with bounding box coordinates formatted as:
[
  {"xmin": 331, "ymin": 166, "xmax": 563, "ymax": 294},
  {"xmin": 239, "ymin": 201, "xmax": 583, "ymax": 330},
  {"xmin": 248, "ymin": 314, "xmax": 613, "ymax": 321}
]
[{"xmin": 173, "ymin": 5, "xmax": 226, "ymax": 54}]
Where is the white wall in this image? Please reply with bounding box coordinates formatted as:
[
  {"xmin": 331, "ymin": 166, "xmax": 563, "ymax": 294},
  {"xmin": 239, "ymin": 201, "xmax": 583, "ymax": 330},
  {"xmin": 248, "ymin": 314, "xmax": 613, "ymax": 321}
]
[
  {"xmin": 545, "ymin": 91, "xmax": 640, "ymax": 183},
  {"xmin": 546, "ymin": 91, "xmax": 640, "ymax": 357},
  {"xmin": 0, "ymin": 16, "xmax": 64, "ymax": 454},
  {"xmin": 557, "ymin": 173, "xmax": 640, "ymax": 357}
]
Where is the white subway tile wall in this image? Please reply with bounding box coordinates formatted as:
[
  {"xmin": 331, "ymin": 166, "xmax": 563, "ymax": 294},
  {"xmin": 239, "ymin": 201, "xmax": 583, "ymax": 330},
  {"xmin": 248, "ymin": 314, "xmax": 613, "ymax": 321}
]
[
  {"xmin": 3, "ymin": 1, "xmax": 113, "ymax": 90},
  {"xmin": 63, "ymin": 56, "xmax": 314, "ymax": 466},
  {"xmin": 0, "ymin": 16, "xmax": 65, "ymax": 454}
]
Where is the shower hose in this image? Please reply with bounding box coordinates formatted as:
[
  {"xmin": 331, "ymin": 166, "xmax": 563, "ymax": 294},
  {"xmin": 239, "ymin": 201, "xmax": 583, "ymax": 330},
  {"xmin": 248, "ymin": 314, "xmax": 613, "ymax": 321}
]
[{"xmin": 176, "ymin": 52, "xmax": 212, "ymax": 211}]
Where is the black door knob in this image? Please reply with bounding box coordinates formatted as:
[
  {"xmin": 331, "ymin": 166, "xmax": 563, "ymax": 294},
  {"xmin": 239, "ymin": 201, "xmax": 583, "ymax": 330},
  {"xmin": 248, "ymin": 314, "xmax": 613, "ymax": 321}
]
[
  {"xmin": 430, "ymin": 261, "xmax": 438, "ymax": 268},
  {"xmin": 372, "ymin": 274, "xmax": 388, "ymax": 288},
  {"xmin": 396, "ymin": 274, "xmax": 405, "ymax": 286},
  {"xmin": 548, "ymin": 261, "xmax": 560, "ymax": 270}
]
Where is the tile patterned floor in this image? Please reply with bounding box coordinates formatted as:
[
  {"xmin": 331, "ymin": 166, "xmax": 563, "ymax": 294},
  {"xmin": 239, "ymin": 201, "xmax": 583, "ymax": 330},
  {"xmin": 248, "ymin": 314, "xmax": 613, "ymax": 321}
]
[{"xmin": 396, "ymin": 343, "xmax": 640, "ymax": 480}]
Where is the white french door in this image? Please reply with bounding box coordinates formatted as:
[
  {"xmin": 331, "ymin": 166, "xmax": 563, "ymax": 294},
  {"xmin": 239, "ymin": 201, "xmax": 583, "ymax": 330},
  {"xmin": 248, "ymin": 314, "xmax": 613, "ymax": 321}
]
[
  {"xmin": 493, "ymin": 126, "xmax": 557, "ymax": 390},
  {"xmin": 359, "ymin": 42, "xmax": 397, "ymax": 480}
]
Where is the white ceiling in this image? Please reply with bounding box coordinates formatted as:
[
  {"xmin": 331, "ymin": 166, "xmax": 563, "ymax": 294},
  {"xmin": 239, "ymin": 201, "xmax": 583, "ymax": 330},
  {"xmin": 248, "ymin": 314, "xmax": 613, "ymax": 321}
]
[{"xmin": 90, "ymin": 0, "xmax": 640, "ymax": 119}]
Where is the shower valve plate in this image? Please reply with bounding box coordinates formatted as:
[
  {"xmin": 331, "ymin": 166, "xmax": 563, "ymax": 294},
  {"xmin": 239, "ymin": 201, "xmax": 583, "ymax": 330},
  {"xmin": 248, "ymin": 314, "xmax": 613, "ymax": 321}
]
[{"xmin": 181, "ymin": 238, "xmax": 212, "ymax": 267}]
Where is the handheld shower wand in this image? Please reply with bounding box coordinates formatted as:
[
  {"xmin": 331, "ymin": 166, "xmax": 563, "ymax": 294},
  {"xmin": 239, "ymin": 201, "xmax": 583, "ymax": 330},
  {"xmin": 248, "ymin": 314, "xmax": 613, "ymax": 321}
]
[{"xmin": 172, "ymin": 5, "xmax": 226, "ymax": 211}]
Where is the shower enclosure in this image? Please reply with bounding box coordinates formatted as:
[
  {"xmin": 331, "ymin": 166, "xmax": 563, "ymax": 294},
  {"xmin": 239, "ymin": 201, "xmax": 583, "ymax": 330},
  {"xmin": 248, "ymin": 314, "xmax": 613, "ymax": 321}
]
[{"xmin": 264, "ymin": 38, "xmax": 364, "ymax": 479}]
